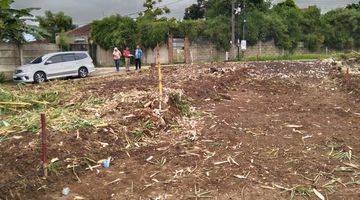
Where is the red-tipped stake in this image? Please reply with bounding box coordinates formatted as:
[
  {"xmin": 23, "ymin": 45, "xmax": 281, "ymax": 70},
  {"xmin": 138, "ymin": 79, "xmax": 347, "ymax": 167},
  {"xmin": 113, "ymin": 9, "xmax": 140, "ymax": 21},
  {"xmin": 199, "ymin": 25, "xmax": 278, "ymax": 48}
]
[{"xmin": 40, "ymin": 113, "xmax": 48, "ymax": 177}]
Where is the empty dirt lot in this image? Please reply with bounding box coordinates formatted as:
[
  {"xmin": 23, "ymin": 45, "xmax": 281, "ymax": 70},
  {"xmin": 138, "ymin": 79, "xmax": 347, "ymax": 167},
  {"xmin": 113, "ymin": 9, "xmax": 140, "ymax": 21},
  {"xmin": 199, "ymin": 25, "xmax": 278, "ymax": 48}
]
[{"xmin": 0, "ymin": 61, "xmax": 359, "ymax": 200}]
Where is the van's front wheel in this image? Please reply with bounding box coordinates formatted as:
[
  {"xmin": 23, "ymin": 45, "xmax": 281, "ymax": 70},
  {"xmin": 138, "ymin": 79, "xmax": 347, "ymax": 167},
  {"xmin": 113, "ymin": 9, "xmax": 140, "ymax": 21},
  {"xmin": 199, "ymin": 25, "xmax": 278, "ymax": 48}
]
[
  {"xmin": 34, "ymin": 71, "xmax": 46, "ymax": 83},
  {"xmin": 78, "ymin": 67, "xmax": 88, "ymax": 78}
]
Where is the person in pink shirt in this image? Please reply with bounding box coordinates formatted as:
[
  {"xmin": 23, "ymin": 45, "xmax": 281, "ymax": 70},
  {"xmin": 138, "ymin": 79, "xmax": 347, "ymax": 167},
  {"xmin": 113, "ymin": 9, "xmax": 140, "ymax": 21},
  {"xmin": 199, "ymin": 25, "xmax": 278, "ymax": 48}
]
[
  {"xmin": 123, "ymin": 47, "xmax": 132, "ymax": 72},
  {"xmin": 113, "ymin": 47, "xmax": 122, "ymax": 72}
]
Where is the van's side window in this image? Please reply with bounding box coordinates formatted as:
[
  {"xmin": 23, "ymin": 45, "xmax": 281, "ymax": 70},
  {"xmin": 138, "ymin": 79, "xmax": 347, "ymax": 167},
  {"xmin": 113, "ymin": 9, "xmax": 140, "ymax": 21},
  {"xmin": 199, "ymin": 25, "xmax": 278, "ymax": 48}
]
[
  {"xmin": 62, "ymin": 54, "xmax": 76, "ymax": 62},
  {"xmin": 47, "ymin": 55, "xmax": 63, "ymax": 64},
  {"xmin": 75, "ymin": 53, "xmax": 88, "ymax": 60}
]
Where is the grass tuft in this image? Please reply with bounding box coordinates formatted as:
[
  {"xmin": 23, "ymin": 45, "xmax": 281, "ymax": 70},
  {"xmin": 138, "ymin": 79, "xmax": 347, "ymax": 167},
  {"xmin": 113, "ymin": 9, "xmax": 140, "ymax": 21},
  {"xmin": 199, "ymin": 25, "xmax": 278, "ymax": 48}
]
[
  {"xmin": 169, "ymin": 92, "xmax": 192, "ymax": 117},
  {"xmin": 0, "ymin": 72, "xmax": 6, "ymax": 83},
  {"xmin": 0, "ymin": 86, "xmax": 104, "ymax": 136}
]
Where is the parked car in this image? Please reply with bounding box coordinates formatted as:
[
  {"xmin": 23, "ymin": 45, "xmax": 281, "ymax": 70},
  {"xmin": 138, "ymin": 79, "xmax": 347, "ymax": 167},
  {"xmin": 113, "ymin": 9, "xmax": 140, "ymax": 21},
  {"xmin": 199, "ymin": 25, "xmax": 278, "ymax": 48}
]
[{"xmin": 13, "ymin": 51, "xmax": 95, "ymax": 83}]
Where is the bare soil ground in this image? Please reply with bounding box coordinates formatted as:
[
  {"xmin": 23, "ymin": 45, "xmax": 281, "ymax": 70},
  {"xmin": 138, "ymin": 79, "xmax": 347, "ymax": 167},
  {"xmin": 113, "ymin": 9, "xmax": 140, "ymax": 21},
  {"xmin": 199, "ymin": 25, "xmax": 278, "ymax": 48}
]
[{"xmin": 0, "ymin": 61, "xmax": 359, "ymax": 200}]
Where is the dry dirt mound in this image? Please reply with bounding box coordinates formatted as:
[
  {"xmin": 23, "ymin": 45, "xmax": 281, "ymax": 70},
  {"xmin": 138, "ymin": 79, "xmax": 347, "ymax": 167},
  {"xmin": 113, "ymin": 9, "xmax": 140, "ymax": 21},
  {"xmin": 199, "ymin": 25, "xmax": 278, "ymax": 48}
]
[{"xmin": 0, "ymin": 61, "xmax": 359, "ymax": 200}]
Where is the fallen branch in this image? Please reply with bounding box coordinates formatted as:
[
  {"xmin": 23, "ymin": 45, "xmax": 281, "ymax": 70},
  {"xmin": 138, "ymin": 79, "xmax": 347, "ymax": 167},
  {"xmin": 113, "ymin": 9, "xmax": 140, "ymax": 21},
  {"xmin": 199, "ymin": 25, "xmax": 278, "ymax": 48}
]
[
  {"xmin": 72, "ymin": 166, "xmax": 81, "ymax": 183},
  {"xmin": 105, "ymin": 178, "xmax": 121, "ymax": 186},
  {"xmin": 214, "ymin": 160, "xmax": 229, "ymax": 165}
]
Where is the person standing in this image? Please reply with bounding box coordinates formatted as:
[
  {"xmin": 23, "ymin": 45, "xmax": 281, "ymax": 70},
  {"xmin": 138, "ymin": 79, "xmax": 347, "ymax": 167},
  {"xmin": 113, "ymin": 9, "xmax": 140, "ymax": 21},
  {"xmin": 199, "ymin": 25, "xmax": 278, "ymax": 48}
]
[
  {"xmin": 134, "ymin": 45, "xmax": 143, "ymax": 71},
  {"xmin": 113, "ymin": 47, "xmax": 122, "ymax": 72},
  {"xmin": 123, "ymin": 47, "xmax": 131, "ymax": 72}
]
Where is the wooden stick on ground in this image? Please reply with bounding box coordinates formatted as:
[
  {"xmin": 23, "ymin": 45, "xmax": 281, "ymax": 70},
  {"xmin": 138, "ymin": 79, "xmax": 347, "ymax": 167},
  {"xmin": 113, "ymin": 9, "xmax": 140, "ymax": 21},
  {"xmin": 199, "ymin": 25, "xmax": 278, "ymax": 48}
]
[{"xmin": 40, "ymin": 113, "xmax": 48, "ymax": 177}]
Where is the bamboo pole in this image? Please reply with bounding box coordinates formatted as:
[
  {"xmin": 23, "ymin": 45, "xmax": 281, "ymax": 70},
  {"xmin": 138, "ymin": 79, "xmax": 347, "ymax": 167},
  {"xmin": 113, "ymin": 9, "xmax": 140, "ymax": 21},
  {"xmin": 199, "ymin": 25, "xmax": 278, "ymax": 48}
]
[
  {"xmin": 156, "ymin": 44, "xmax": 163, "ymax": 110},
  {"xmin": 0, "ymin": 102, "xmax": 32, "ymax": 107}
]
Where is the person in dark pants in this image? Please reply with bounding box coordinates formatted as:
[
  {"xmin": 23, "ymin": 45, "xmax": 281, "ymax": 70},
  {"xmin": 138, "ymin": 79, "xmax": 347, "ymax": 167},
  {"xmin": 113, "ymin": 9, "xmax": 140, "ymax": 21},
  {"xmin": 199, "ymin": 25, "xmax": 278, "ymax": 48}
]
[
  {"xmin": 134, "ymin": 45, "xmax": 143, "ymax": 71},
  {"xmin": 113, "ymin": 47, "xmax": 122, "ymax": 72}
]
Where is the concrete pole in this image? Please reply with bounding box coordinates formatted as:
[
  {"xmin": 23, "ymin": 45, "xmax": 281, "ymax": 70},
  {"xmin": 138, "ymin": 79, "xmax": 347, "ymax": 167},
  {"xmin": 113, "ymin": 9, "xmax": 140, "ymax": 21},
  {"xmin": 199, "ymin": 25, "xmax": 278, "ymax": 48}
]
[
  {"xmin": 184, "ymin": 37, "xmax": 191, "ymax": 64},
  {"xmin": 168, "ymin": 34, "xmax": 173, "ymax": 64}
]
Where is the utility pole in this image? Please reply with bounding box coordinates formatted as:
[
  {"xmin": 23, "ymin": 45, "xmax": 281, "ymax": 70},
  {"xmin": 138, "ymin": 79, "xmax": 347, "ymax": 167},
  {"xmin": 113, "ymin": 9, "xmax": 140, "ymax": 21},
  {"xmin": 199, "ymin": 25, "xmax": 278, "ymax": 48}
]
[
  {"xmin": 241, "ymin": 1, "xmax": 246, "ymax": 60},
  {"xmin": 242, "ymin": 1, "xmax": 246, "ymax": 41},
  {"xmin": 242, "ymin": 19, "xmax": 246, "ymax": 40},
  {"xmin": 231, "ymin": 0, "xmax": 236, "ymax": 45}
]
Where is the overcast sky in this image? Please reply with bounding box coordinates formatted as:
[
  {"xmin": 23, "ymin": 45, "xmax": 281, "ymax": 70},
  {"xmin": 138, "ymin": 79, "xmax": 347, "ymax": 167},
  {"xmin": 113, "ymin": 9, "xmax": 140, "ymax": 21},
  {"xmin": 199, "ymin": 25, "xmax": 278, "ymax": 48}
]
[{"xmin": 12, "ymin": 0, "xmax": 357, "ymax": 26}]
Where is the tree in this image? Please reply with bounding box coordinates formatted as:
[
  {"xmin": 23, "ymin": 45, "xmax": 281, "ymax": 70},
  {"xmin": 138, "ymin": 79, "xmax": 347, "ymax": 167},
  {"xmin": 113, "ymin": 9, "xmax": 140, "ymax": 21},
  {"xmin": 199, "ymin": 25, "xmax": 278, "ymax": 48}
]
[
  {"xmin": 137, "ymin": 0, "xmax": 175, "ymax": 49},
  {"xmin": 272, "ymin": 0, "xmax": 303, "ymax": 51},
  {"xmin": 322, "ymin": 8, "xmax": 360, "ymax": 50},
  {"xmin": 204, "ymin": 16, "xmax": 231, "ymax": 50},
  {"xmin": 244, "ymin": 0, "xmax": 271, "ymax": 11},
  {"xmin": 267, "ymin": 12, "xmax": 292, "ymax": 51},
  {"xmin": 245, "ymin": 10, "xmax": 272, "ymax": 45},
  {"xmin": 0, "ymin": 0, "xmax": 44, "ymax": 44},
  {"xmin": 0, "ymin": 0, "xmax": 46, "ymax": 65},
  {"xmin": 138, "ymin": 19, "xmax": 178, "ymax": 49},
  {"xmin": 91, "ymin": 15, "xmax": 137, "ymax": 50},
  {"xmin": 274, "ymin": 0, "xmax": 297, "ymax": 8},
  {"xmin": 177, "ymin": 20, "xmax": 206, "ymax": 40},
  {"xmin": 205, "ymin": 0, "xmax": 232, "ymax": 18},
  {"xmin": 184, "ymin": 0, "xmax": 205, "ymax": 20},
  {"xmin": 346, "ymin": 1, "xmax": 360, "ymax": 9},
  {"xmin": 301, "ymin": 6, "xmax": 324, "ymax": 51},
  {"xmin": 138, "ymin": 0, "xmax": 170, "ymax": 20},
  {"xmin": 56, "ymin": 30, "xmax": 71, "ymax": 51},
  {"xmin": 37, "ymin": 11, "xmax": 75, "ymax": 43},
  {"xmin": 203, "ymin": 0, "xmax": 270, "ymax": 19}
]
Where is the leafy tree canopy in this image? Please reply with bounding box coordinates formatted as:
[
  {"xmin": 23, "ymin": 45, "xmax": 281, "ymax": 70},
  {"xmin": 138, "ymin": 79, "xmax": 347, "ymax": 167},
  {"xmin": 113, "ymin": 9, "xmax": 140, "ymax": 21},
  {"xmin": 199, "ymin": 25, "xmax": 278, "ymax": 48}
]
[
  {"xmin": 37, "ymin": 11, "xmax": 76, "ymax": 43},
  {"xmin": 322, "ymin": 8, "xmax": 360, "ymax": 50},
  {"xmin": 0, "ymin": 0, "xmax": 45, "ymax": 44},
  {"xmin": 91, "ymin": 15, "xmax": 137, "ymax": 50},
  {"xmin": 204, "ymin": 16, "xmax": 231, "ymax": 50},
  {"xmin": 274, "ymin": 0, "xmax": 298, "ymax": 9},
  {"xmin": 91, "ymin": 0, "xmax": 360, "ymax": 52},
  {"xmin": 138, "ymin": 0, "xmax": 170, "ymax": 20},
  {"xmin": 184, "ymin": 0, "xmax": 205, "ymax": 20},
  {"xmin": 346, "ymin": 1, "xmax": 360, "ymax": 9},
  {"xmin": 139, "ymin": 20, "xmax": 178, "ymax": 49}
]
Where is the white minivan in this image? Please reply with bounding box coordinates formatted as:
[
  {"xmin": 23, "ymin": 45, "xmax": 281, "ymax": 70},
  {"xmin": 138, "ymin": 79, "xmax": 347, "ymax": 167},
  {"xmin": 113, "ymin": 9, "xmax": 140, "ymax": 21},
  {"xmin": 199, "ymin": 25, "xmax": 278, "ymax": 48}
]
[{"xmin": 13, "ymin": 51, "xmax": 95, "ymax": 83}]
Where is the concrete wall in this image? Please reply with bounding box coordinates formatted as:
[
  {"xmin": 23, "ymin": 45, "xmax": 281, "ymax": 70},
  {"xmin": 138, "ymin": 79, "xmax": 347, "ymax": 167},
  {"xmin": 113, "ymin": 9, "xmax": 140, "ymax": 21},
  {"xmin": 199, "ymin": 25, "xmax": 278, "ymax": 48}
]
[
  {"xmin": 0, "ymin": 43, "xmax": 59, "ymax": 78},
  {"xmin": 95, "ymin": 40, "xmax": 326, "ymax": 66},
  {"xmin": 22, "ymin": 43, "xmax": 60, "ymax": 63},
  {"xmin": 244, "ymin": 41, "xmax": 283, "ymax": 57},
  {"xmin": 190, "ymin": 42, "xmax": 227, "ymax": 63},
  {"xmin": 96, "ymin": 45, "xmax": 113, "ymax": 66},
  {"xmin": 144, "ymin": 45, "xmax": 169, "ymax": 65},
  {"xmin": 142, "ymin": 39, "xmax": 318, "ymax": 65},
  {"xmin": 0, "ymin": 43, "xmax": 19, "ymax": 75},
  {"xmin": 95, "ymin": 44, "xmax": 169, "ymax": 67},
  {"xmin": 0, "ymin": 39, "xmax": 333, "ymax": 77}
]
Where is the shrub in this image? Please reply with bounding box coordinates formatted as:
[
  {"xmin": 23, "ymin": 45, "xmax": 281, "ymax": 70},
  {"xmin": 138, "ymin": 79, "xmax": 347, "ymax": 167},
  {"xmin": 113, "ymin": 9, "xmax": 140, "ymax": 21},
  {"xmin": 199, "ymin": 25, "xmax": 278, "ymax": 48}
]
[{"xmin": 0, "ymin": 72, "xmax": 6, "ymax": 83}]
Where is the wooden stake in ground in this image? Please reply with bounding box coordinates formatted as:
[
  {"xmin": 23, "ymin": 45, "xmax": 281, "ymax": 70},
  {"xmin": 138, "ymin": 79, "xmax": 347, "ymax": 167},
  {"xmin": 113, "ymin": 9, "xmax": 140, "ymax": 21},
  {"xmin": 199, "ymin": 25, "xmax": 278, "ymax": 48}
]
[
  {"xmin": 156, "ymin": 44, "xmax": 163, "ymax": 110},
  {"xmin": 345, "ymin": 67, "xmax": 350, "ymax": 86},
  {"xmin": 40, "ymin": 113, "xmax": 48, "ymax": 177}
]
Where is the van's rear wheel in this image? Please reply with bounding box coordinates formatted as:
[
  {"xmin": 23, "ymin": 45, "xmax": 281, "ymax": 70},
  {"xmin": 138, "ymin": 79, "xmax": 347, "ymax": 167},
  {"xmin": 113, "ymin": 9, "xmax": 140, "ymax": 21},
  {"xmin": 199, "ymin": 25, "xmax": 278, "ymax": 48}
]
[
  {"xmin": 78, "ymin": 67, "xmax": 88, "ymax": 78},
  {"xmin": 34, "ymin": 71, "xmax": 46, "ymax": 83}
]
